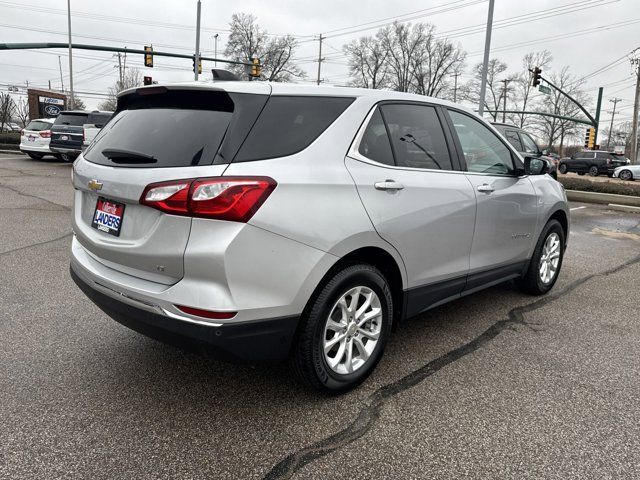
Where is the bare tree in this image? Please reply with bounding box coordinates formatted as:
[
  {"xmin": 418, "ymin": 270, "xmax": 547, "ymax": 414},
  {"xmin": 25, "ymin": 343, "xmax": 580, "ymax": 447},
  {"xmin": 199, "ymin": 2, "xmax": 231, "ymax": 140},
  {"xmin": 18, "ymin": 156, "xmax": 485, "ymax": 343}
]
[
  {"xmin": 411, "ymin": 32, "xmax": 466, "ymax": 97},
  {"xmin": 14, "ymin": 97, "xmax": 30, "ymax": 127},
  {"xmin": 466, "ymin": 58, "xmax": 508, "ymax": 121},
  {"xmin": 98, "ymin": 68, "xmax": 142, "ymax": 111},
  {"xmin": 509, "ymin": 50, "xmax": 553, "ymax": 127},
  {"xmin": 378, "ymin": 22, "xmax": 426, "ymax": 92},
  {"xmin": 344, "ymin": 36, "xmax": 389, "ymax": 89},
  {"xmin": 224, "ymin": 13, "xmax": 305, "ymax": 82},
  {"xmin": 0, "ymin": 92, "xmax": 16, "ymax": 131},
  {"xmin": 73, "ymin": 96, "xmax": 86, "ymax": 110}
]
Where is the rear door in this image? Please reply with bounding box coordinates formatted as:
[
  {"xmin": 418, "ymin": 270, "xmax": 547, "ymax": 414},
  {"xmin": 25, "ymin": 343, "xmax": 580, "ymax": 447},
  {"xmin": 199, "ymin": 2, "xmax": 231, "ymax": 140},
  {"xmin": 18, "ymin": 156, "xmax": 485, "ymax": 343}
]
[
  {"xmin": 346, "ymin": 102, "xmax": 476, "ymax": 314},
  {"xmin": 73, "ymin": 87, "xmax": 269, "ymax": 284},
  {"xmin": 446, "ymin": 109, "xmax": 538, "ymax": 284}
]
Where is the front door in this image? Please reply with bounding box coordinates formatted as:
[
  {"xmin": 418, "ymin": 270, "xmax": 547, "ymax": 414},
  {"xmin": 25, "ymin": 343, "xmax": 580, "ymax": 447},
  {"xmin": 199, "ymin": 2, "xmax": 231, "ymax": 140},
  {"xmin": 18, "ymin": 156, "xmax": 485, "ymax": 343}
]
[{"xmin": 446, "ymin": 109, "xmax": 538, "ymax": 284}]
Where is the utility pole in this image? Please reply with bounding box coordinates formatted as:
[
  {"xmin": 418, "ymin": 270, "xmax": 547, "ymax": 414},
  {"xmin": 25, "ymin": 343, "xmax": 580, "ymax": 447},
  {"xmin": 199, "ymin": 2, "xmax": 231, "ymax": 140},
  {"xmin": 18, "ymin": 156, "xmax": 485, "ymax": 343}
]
[
  {"xmin": 194, "ymin": 0, "xmax": 202, "ymax": 81},
  {"xmin": 213, "ymin": 34, "xmax": 219, "ymax": 67},
  {"xmin": 316, "ymin": 33, "xmax": 324, "ymax": 86},
  {"xmin": 593, "ymin": 87, "xmax": 603, "ymax": 147},
  {"xmin": 606, "ymin": 97, "xmax": 622, "ymax": 151},
  {"xmin": 58, "ymin": 55, "xmax": 64, "ymax": 92},
  {"xmin": 66, "ymin": 0, "xmax": 74, "ymax": 108},
  {"xmin": 48, "ymin": 80, "xmax": 51, "ymax": 90},
  {"xmin": 453, "ymin": 73, "xmax": 460, "ymax": 103},
  {"xmin": 117, "ymin": 52, "xmax": 123, "ymax": 88},
  {"xmin": 631, "ymin": 52, "xmax": 640, "ymax": 164},
  {"xmin": 500, "ymin": 78, "xmax": 512, "ymax": 123},
  {"xmin": 477, "ymin": 0, "xmax": 495, "ymax": 116}
]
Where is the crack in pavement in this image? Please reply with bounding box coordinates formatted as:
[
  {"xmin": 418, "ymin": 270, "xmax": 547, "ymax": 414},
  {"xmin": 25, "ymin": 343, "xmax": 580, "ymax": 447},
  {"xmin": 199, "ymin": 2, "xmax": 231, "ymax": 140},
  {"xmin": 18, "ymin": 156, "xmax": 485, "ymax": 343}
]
[
  {"xmin": 0, "ymin": 232, "xmax": 72, "ymax": 258},
  {"xmin": 263, "ymin": 253, "xmax": 640, "ymax": 480},
  {"xmin": 0, "ymin": 183, "xmax": 71, "ymax": 211}
]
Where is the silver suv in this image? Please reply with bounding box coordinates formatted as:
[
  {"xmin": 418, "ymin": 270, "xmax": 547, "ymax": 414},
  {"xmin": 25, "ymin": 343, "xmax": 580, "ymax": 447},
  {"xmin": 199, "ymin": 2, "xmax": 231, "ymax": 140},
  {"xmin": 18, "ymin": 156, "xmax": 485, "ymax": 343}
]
[{"xmin": 70, "ymin": 82, "xmax": 569, "ymax": 392}]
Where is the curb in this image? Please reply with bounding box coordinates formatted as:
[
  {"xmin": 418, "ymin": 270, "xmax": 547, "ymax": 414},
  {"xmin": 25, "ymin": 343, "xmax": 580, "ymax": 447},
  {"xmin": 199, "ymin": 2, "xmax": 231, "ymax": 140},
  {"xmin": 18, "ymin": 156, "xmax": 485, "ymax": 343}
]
[
  {"xmin": 608, "ymin": 203, "xmax": 640, "ymax": 213},
  {"xmin": 566, "ymin": 189, "xmax": 640, "ymax": 207}
]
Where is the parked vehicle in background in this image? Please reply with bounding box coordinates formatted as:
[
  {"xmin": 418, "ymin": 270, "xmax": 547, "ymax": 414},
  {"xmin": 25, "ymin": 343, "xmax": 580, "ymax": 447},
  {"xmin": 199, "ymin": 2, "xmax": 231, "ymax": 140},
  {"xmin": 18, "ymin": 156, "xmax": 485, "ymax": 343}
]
[
  {"xmin": 613, "ymin": 164, "xmax": 640, "ymax": 181},
  {"xmin": 50, "ymin": 110, "xmax": 112, "ymax": 162},
  {"xmin": 19, "ymin": 118, "xmax": 59, "ymax": 160},
  {"xmin": 70, "ymin": 82, "xmax": 569, "ymax": 393},
  {"xmin": 492, "ymin": 123, "xmax": 558, "ymax": 180},
  {"xmin": 82, "ymin": 113, "xmax": 113, "ymax": 151},
  {"xmin": 558, "ymin": 151, "xmax": 628, "ymax": 177}
]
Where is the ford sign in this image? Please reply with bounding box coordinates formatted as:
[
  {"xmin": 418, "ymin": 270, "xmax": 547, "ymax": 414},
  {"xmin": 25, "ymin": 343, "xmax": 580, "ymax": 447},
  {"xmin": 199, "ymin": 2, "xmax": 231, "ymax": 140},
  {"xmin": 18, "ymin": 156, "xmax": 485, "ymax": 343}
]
[{"xmin": 44, "ymin": 105, "xmax": 61, "ymax": 116}]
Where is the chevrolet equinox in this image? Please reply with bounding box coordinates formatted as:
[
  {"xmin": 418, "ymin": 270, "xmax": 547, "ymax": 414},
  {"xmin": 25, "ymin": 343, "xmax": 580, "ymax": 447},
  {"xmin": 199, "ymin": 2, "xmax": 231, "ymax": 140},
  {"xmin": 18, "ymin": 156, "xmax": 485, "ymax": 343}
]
[{"xmin": 70, "ymin": 82, "xmax": 569, "ymax": 393}]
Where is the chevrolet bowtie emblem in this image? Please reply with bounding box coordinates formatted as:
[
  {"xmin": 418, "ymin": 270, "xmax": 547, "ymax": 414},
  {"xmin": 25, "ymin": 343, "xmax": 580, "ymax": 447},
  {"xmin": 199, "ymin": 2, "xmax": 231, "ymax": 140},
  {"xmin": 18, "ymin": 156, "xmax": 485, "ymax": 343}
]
[{"xmin": 88, "ymin": 179, "xmax": 103, "ymax": 191}]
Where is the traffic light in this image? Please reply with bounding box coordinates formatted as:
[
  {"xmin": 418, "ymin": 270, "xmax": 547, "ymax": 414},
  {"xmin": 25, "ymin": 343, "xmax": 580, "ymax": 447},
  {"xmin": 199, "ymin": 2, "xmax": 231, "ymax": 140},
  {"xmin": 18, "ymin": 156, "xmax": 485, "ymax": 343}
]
[
  {"xmin": 584, "ymin": 127, "xmax": 596, "ymax": 149},
  {"xmin": 192, "ymin": 56, "xmax": 202, "ymax": 74},
  {"xmin": 532, "ymin": 67, "xmax": 542, "ymax": 87},
  {"xmin": 143, "ymin": 76, "xmax": 153, "ymax": 86},
  {"xmin": 144, "ymin": 45, "xmax": 153, "ymax": 68},
  {"xmin": 250, "ymin": 58, "xmax": 261, "ymax": 78}
]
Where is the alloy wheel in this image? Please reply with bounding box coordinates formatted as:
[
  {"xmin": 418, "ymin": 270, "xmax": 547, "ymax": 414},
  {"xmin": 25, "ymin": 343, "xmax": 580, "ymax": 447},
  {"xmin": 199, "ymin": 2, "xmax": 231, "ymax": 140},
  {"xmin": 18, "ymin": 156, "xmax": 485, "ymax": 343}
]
[
  {"xmin": 539, "ymin": 232, "xmax": 561, "ymax": 284},
  {"xmin": 323, "ymin": 286, "xmax": 382, "ymax": 375}
]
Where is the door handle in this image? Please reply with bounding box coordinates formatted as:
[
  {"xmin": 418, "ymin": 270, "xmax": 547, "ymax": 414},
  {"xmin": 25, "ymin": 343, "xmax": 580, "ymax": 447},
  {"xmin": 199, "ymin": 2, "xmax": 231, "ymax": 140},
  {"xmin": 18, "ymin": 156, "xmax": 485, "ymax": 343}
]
[
  {"xmin": 374, "ymin": 180, "xmax": 404, "ymax": 191},
  {"xmin": 476, "ymin": 183, "xmax": 494, "ymax": 193}
]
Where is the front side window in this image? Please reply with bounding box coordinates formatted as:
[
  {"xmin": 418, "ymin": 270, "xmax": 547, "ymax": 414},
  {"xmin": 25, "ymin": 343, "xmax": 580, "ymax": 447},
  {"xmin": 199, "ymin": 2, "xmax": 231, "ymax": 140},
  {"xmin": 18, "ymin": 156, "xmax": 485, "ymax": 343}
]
[
  {"xmin": 448, "ymin": 110, "xmax": 514, "ymax": 175},
  {"xmin": 504, "ymin": 130, "xmax": 523, "ymax": 151},
  {"xmin": 380, "ymin": 104, "xmax": 452, "ymax": 170},
  {"xmin": 358, "ymin": 108, "xmax": 394, "ymax": 166},
  {"xmin": 520, "ymin": 132, "xmax": 540, "ymax": 154}
]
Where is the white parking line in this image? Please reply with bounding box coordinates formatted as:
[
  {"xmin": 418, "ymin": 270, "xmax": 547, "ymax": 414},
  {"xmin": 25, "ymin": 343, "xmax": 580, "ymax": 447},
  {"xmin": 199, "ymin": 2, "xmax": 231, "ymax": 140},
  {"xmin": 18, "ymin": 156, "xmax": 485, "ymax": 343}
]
[{"xmin": 570, "ymin": 206, "xmax": 587, "ymax": 211}]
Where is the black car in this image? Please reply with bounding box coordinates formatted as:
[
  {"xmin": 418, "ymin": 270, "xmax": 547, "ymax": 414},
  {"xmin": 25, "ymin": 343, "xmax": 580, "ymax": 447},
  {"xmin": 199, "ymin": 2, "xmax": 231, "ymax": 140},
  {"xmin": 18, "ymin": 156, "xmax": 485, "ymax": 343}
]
[
  {"xmin": 49, "ymin": 110, "xmax": 112, "ymax": 162},
  {"xmin": 558, "ymin": 151, "xmax": 628, "ymax": 177},
  {"xmin": 492, "ymin": 123, "xmax": 557, "ymax": 180}
]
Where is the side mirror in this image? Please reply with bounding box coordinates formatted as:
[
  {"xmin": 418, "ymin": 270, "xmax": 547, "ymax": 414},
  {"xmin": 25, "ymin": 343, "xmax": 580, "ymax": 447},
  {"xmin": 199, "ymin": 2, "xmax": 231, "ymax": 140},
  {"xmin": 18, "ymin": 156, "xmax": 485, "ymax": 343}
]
[{"xmin": 524, "ymin": 157, "xmax": 548, "ymax": 175}]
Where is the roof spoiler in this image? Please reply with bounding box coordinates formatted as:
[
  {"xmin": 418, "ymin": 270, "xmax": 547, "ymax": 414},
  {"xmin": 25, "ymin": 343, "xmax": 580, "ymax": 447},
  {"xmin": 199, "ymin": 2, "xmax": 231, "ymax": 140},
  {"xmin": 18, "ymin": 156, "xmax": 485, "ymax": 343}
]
[{"xmin": 211, "ymin": 69, "xmax": 241, "ymax": 81}]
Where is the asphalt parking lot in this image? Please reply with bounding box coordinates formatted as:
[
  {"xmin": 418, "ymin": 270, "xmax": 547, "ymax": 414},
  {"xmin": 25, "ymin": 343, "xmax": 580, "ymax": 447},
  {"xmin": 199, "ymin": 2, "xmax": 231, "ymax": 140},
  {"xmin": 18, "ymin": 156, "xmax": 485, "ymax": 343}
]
[{"xmin": 1, "ymin": 152, "xmax": 639, "ymax": 479}]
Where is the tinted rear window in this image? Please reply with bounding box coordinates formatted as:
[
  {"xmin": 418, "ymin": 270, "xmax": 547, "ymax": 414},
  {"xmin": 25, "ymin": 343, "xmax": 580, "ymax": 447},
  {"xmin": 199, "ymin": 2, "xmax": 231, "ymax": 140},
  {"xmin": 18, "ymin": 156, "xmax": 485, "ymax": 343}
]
[
  {"xmin": 235, "ymin": 96, "xmax": 354, "ymax": 162},
  {"xmin": 54, "ymin": 113, "xmax": 88, "ymax": 126},
  {"xmin": 25, "ymin": 121, "xmax": 51, "ymax": 131}
]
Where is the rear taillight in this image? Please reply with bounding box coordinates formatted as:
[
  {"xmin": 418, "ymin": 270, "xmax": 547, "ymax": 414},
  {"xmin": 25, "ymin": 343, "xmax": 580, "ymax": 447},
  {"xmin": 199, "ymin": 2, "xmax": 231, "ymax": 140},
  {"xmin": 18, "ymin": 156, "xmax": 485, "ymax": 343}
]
[
  {"xmin": 140, "ymin": 176, "xmax": 276, "ymax": 222},
  {"xmin": 39, "ymin": 130, "xmax": 51, "ymax": 138}
]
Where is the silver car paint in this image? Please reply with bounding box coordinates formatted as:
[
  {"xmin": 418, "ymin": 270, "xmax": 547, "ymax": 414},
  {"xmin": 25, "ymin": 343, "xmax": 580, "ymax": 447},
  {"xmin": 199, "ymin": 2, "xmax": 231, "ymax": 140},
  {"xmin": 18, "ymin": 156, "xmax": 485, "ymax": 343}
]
[{"xmin": 71, "ymin": 81, "xmax": 569, "ymax": 329}]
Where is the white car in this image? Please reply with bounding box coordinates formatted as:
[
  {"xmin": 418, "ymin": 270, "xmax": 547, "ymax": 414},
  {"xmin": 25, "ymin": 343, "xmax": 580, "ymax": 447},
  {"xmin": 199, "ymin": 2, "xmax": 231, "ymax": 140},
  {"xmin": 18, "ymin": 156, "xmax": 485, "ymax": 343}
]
[
  {"xmin": 19, "ymin": 118, "xmax": 59, "ymax": 160},
  {"xmin": 613, "ymin": 164, "xmax": 640, "ymax": 181}
]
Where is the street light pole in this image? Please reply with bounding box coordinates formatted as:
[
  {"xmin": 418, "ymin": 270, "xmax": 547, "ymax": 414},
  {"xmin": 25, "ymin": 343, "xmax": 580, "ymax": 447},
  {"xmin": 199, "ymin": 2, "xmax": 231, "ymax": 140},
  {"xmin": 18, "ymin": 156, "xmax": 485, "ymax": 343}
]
[
  {"xmin": 631, "ymin": 54, "xmax": 640, "ymax": 164},
  {"xmin": 194, "ymin": 0, "xmax": 201, "ymax": 81},
  {"xmin": 477, "ymin": 0, "xmax": 495, "ymax": 117},
  {"xmin": 66, "ymin": 0, "xmax": 74, "ymax": 108},
  {"xmin": 606, "ymin": 97, "xmax": 622, "ymax": 151}
]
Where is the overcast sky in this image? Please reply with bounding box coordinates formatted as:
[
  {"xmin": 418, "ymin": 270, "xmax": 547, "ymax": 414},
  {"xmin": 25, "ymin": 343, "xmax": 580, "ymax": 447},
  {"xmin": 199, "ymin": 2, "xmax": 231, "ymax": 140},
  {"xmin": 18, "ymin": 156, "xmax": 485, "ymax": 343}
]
[{"xmin": 1, "ymin": 0, "xmax": 638, "ymax": 126}]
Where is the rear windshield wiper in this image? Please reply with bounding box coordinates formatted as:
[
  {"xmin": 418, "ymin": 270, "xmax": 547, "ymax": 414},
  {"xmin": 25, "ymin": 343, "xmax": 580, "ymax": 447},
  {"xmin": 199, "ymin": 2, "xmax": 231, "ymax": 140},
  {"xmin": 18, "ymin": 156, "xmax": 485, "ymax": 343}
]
[{"xmin": 101, "ymin": 148, "xmax": 157, "ymax": 164}]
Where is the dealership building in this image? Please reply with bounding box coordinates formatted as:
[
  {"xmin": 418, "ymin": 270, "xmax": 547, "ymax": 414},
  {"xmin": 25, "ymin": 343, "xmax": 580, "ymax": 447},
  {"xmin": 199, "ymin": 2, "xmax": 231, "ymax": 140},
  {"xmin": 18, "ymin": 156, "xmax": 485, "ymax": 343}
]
[{"xmin": 27, "ymin": 88, "xmax": 67, "ymax": 119}]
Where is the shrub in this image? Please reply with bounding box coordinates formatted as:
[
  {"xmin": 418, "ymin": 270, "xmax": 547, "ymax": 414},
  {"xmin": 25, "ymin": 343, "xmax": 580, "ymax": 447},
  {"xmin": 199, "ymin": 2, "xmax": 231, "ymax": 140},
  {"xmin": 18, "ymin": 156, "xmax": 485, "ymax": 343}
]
[
  {"xmin": 0, "ymin": 132, "xmax": 20, "ymax": 144},
  {"xmin": 559, "ymin": 176, "xmax": 640, "ymax": 197}
]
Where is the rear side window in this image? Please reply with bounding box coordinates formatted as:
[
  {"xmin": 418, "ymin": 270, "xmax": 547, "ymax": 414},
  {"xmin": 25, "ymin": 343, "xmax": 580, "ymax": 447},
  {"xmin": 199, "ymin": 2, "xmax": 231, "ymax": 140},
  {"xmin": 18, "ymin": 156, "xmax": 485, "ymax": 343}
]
[
  {"xmin": 358, "ymin": 108, "xmax": 394, "ymax": 165},
  {"xmin": 54, "ymin": 113, "xmax": 88, "ymax": 127},
  {"xmin": 235, "ymin": 96, "xmax": 354, "ymax": 162},
  {"xmin": 25, "ymin": 121, "xmax": 51, "ymax": 131},
  {"xmin": 381, "ymin": 104, "xmax": 452, "ymax": 170},
  {"xmin": 504, "ymin": 130, "xmax": 523, "ymax": 151}
]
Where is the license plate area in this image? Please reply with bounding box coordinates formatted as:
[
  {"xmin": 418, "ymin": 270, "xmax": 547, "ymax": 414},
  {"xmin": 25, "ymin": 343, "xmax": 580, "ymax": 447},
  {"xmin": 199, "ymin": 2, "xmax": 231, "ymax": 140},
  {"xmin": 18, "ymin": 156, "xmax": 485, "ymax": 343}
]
[{"xmin": 91, "ymin": 197, "xmax": 125, "ymax": 237}]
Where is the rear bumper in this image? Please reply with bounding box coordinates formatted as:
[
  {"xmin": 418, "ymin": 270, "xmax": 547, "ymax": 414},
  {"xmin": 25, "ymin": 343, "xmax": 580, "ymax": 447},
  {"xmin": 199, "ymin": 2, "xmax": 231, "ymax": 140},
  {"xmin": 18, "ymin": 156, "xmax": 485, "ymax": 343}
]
[
  {"xmin": 19, "ymin": 144, "xmax": 52, "ymax": 154},
  {"xmin": 70, "ymin": 264, "xmax": 299, "ymax": 363},
  {"xmin": 50, "ymin": 146, "xmax": 82, "ymax": 155}
]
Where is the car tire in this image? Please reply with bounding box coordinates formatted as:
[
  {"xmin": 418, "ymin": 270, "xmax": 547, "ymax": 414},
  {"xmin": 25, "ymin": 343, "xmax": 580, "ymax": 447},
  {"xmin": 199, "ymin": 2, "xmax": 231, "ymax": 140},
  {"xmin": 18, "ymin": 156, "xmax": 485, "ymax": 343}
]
[
  {"xmin": 291, "ymin": 264, "xmax": 393, "ymax": 393},
  {"xmin": 558, "ymin": 163, "xmax": 568, "ymax": 174},
  {"xmin": 60, "ymin": 153, "xmax": 75, "ymax": 163},
  {"xmin": 26, "ymin": 152, "xmax": 43, "ymax": 160},
  {"xmin": 619, "ymin": 169, "xmax": 633, "ymax": 181},
  {"xmin": 54, "ymin": 154, "xmax": 64, "ymax": 162},
  {"xmin": 589, "ymin": 165, "xmax": 599, "ymax": 176},
  {"xmin": 516, "ymin": 219, "xmax": 565, "ymax": 296}
]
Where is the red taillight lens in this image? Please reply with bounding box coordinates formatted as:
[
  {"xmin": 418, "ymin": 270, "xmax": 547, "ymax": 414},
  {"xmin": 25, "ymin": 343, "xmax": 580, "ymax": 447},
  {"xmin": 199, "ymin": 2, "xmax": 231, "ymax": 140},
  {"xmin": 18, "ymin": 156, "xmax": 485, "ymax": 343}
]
[
  {"xmin": 39, "ymin": 130, "xmax": 51, "ymax": 138},
  {"xmin": 139, "ymin": 176, "xmax": 276, "ymax": 222},
  {"xmin": 175, "ymin": 304, "xmax": 236, "ymax": 319},
  {"xmin": 140, "ymin": 180, "xmax": 191, "ymax": 215}
]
